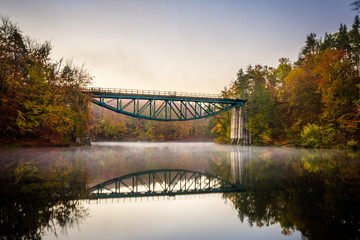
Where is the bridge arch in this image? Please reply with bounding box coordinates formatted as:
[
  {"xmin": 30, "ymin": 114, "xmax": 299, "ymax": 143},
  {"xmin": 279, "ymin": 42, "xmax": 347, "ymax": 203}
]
[
  {"xmin": 83, "ymin": 88, "xmax": 246, "ymax": 121},
  {"xmin": 89, "ymin": 169, "xmax": 245, "ymax": 199}
]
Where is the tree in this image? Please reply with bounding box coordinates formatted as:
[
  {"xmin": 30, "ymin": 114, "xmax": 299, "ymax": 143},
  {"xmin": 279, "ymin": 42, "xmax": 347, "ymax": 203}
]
[
  {"xmin": 312, "ymin": 49, "xmax": 360, "ymax": 146},
  {"xmin": 351, "ymin": 0, "xmax": 360, "ymax": 12},
  {"xmin": 280, "ymin": 56, "xmax": 323, "ymax": 137},
  {"xmin": 0, "ymin": 17, "xmax": 92, "ymax": 145},
  {"xmin": 209, "ymin": 86, "xmax": 233, "ymax": 143},
  {"xmin": 336, "ymin": 24, "xmax": 351, "ymax": 54},
  {"xmin": 0, "ymin": 17, "xmax": 28, "ymax": 135},
  {"xmin": 299, "ymin": 33, "xmax": 319, "ymax": 61},
  {"xmin": 213, "ymin": 16, "xmax": 360, "ymax": 148},
  {"xmin": 235, "ymin": 68, "xmax": 250, "ymax": 99},
  {"xmin": 319, "ymin": 33, "xmax": 335, "ymax": 51},
  {"xmin": 234, "ymin": 65, "xmax": 282, "ymax": 145},
  {"xmin": 350, "ymin": 15, "xmax": 360, "ymax": 68}
]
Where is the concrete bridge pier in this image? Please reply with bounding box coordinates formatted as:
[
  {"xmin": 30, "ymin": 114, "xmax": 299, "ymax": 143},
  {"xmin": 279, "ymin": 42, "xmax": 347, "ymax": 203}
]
[{"xmin": 230, "ymin": 107, "xmax": 250, "ymax": 145}]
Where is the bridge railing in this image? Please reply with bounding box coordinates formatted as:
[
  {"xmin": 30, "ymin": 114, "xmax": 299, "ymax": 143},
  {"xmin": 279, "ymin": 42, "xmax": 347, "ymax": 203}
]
[{"xmin": 83, "ymin": 87, "xmax": 225, "ymax": 99}]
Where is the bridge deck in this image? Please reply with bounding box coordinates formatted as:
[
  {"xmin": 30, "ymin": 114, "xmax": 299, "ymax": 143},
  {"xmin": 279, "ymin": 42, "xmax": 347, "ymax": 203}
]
[{"xmin": 83, "ymin": 87, "xmax": 231, "ymax": 100}]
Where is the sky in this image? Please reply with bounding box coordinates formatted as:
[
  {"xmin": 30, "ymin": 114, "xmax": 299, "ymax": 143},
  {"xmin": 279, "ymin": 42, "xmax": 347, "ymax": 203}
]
[{"xmin": 1, "ymin": 0, "xmax": 357, "ymax": 94}]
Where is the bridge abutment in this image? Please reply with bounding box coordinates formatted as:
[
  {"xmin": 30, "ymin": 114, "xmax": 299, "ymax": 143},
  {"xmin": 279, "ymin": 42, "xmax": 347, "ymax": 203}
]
[{"xmin": 230, "ymin": 107, "xmax": 250, "ymax": 145}]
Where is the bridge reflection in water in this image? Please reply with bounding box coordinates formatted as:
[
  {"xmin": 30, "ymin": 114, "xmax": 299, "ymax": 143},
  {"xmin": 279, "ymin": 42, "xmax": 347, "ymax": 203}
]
[
  {"xmin": 89, "ymin": 169, "xmax": 245, "ymax": 199},
  {"xmin": 231, "ymin": 146, "xmax": 250, "ymax": 185}
]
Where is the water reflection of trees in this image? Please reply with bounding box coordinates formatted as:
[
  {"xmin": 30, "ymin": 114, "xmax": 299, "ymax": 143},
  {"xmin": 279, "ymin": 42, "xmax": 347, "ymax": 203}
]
[
  {"xmin": 223, "ymin": 148, "xmax": 360, "ymax": 240},
  {"xmin": 0, "ymin": 157, "xmax": 90, "ymax": 239},
  {"xmin": 2, "ymin": 145, "xmax": 359, "ymax": 240}
]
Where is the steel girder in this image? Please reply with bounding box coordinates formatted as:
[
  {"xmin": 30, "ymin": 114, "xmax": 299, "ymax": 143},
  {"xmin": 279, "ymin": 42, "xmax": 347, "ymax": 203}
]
[
  {"xmin": 88, "ymin": 92, "xmax": 246, "ymax": 121},
  {"xmin": 89, "ymin": 169, "xmax": 245, "ymax": 199}
]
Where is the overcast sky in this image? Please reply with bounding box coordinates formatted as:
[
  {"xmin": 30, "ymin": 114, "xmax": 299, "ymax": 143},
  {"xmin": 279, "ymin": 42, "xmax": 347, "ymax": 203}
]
[{"xmin": 1, "ymin": 0, "xmax": 357, "ymax": 94}]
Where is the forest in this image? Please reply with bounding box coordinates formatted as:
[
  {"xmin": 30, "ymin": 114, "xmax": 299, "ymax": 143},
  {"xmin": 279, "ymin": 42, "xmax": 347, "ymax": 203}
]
[
  {"xmin": 90, "ymin": 104, "xmax": 211, "ymax": 142},
  {"xmin": 0, "ymin": 17, "xmax": 91, "ymax": 145},
  {"xmin": 211, "ymin": 16, "xmax": 360, "ymax": 148},
  {"xmin": 1, "ymin": 15, "xmax": 359, "ymax": 148}
]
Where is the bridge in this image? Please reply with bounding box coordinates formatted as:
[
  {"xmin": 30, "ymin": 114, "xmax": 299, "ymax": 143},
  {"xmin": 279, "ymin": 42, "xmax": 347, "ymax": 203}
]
[
  {"xmin": 83, "ymin": 87, "xmax": 250, "ymax": 144},
  {"xmin": 83, "ymin": 87, "xmax": 246, "ymax": 121},
  {"xmin": 89, "ymin": 169, "xmax": 245, "ymax": 199}
]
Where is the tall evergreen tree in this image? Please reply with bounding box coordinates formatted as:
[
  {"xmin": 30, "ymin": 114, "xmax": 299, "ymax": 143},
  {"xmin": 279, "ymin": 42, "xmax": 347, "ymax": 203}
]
[
  {"xmin": 235, "ymin": 68, "xmax": 250, "ymax": 99},
  {"xmin": 350, "ymin": 15, "xmax": 360, "ymax": 67},
  {"xmin": 320, "ymin": 33, "xmax": 335, "ymax": 51},
  {"xmin": 301, "ymin": 33, "xmax": 318, "ymax": 56},
  {"xmin": 336, "ymin": 24, "xmax": 351, "ymax": 53}
]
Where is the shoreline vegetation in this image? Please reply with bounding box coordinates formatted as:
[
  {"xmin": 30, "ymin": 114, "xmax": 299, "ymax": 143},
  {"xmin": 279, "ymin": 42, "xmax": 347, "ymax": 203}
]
[
  {"xmin": 0, "ymin": 17, "xmax": 91, "ymax": 147},
  {"xmin": 210, "ymin": 16, "xmax": 360, "ymax": 149},
  {"xmin": 1, "ymin": 16, "xmax": 359, "ymax": 149}
]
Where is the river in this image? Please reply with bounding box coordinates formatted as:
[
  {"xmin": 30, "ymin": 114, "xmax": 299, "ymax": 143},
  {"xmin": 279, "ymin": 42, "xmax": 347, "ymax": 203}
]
[{"xmin": 0, "ymin": 142, "xmax": 359, "ymax": 239}]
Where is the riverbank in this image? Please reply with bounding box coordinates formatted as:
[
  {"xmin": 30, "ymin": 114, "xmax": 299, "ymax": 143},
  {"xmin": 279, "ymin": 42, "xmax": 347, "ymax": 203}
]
[{"xmin": 0, "ymin": 136, "xmax": 91, "ymax": 148}]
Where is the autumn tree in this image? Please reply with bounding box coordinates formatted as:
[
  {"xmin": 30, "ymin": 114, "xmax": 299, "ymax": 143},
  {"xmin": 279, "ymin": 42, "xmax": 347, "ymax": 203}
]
[
  {"xmin": 0, "ymin": 17, "xmax": 92, "ymax": 145},
  {"xmin": 0, "ymin": 17, "xmax": 28, "ymax": 136},
  {"xmin": 312, "ymin": 49, "xmax": 360, "ymax": 146},
  {"xmin": 209, "ymin": 86, "xmax": 234, "ymax": 143}
]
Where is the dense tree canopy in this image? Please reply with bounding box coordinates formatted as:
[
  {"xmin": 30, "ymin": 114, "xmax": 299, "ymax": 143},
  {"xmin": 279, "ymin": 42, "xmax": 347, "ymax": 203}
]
[
  {"xmin": 211, "ymin": 16, "xmax": 360, "ymax": 148},
  {"xmin": 0, "ymin": 17, "xmax": 92, "ymax": 145}
]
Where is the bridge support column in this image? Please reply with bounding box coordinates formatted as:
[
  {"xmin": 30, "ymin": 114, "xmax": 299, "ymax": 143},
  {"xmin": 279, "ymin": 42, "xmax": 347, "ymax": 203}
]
[{"xmin": 230, "ymin": 107, "xmax": 250, "ymax": 145}]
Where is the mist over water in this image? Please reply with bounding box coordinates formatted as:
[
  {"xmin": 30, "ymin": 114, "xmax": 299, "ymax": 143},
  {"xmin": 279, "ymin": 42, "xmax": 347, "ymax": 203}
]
[{"xmin": 1, "ymin": 142, "xmax": 359, "ymax": 239}]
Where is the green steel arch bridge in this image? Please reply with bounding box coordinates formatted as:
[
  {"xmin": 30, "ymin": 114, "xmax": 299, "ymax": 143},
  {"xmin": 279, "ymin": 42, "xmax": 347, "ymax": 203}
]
[
  {"xmin": 89, "ymin": 169, "xmax": 245, "ymax": 199},
  {"xmin": 83, "ymin": 87, "xmax": 246, "ymax": 121}
]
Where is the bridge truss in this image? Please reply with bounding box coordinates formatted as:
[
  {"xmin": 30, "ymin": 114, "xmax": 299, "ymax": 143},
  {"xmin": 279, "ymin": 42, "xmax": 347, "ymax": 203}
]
[
  {"xmin": 89, "ymin": 169, "xmax": 245, "ymax": 199},
  {"xmin": 84, "ymin": 88, "xmax": 246, "ymax": 121}
]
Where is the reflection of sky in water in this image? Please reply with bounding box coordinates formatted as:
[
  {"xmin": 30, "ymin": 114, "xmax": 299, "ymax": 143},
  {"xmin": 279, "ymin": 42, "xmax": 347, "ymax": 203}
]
[
  {"xmin": 43, "ymin": 195, "xmax": 300, "ymax": 240},
  {"xmin": 3, "ymin": 142, "xmax": 358, "ymax": 239}
]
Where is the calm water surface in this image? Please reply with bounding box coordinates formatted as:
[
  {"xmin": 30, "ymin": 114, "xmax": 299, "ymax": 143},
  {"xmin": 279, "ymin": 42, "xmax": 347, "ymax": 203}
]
[{"xmin": 1, "ymin": 142, "xmax": 359, "ymax": 239}]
